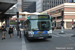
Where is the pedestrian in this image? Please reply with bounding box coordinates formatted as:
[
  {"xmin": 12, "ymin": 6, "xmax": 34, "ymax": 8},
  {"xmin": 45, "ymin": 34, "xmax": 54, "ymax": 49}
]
[
  {"xmin": 9, "ymin": 26, "xmax": 13, "ymax": 38},
  {"xmin": 2, "ymin": 25, "xmax": 7, "ymax": 40},
  {"xmin": 72, "ymin": 25, "xmax": 74, "ymax": 29}
]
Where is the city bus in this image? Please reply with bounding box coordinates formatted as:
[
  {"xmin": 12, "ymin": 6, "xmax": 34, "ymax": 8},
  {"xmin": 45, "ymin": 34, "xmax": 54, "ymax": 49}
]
[{"xmin": 24, "ymin": 15, "xmax": 52, "ymax": 40}]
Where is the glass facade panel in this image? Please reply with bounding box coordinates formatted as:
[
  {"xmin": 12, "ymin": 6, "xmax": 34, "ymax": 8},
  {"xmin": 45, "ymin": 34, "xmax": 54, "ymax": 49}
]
[
  {"xmin": 36, "ymin": 0, "xmax": 69, "ymax": 12},
  {"xmin": 22, "ymin": 0, "xmax": 36, "ymax": 12}
]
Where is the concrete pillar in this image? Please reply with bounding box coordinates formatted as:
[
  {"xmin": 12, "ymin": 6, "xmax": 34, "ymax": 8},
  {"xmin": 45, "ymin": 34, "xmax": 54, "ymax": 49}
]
[
  {"xmin": 0, "ymin": 21, "xmax": 1, "ymax": 30},
  {"xmin": 72, "ymin": 19, "xmax": 74, "ymax": 25},
  {"xmin": 7, "ymin": 17, "xmax": 10, "ymax": 30},
  {"xmin": 5, "ymin": 18, "xmax": 7, "ymax": 26},
  {"xmin": 55, "ymin": 17, "xmax": 57, "ymax": 20},
  {"xmin": 25, "ymin": 14, "xmax": 28, "ymax": 20},
  {"xmin": 55, "ymin": 17, "xmax": 57, "ymax": 29},
  {"xmin": 64, "ymin": 21, "xmax": 67, "ymax": 29},
  {"xmin": 0, "ymin": 20, "xmax": 2, "ymax": 27},
  {"xmin": 5, "ymin": 17, "xmax": 10, "ymax": 30},
  {"xmin": 7, "ymin": 17, "xmax": 10, "ymax": 25}
]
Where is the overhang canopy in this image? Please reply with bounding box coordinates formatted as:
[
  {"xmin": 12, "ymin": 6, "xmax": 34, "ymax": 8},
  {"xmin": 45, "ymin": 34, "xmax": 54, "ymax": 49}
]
[
  {"xmin": 19, "ymin": 12, "xmax": 40, "ymax": 15},
  {"xmin": 5, "ymin": 7, "xmax": 17, "ymax": 16},
  {"xmin": 0, "ymin": 0, "xmax": 17, "ymax": 14}
]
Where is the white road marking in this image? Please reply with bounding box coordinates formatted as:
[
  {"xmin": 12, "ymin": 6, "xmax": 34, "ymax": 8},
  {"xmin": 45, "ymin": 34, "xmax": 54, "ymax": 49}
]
[
  {"xmin": 52, "ymin": 34, "xmax": 73, "ymax": 37},
  {"xmin": 69, "ymin": 38, "xmax": 75, "ymax": 42},
  {"xmin": 57, "ymin": 34, "xmax": 73, "ymax": 37},
  {"xmin": 22, "ymin": 32, "xmax": 27, "ymax": 50},
  {"xmin": 52, "ymin": 34, "xmax": 60, "ymax": 37}
]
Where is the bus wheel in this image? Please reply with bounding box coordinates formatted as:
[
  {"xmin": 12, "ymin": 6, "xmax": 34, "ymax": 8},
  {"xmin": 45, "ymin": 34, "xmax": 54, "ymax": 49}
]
[{"xmin": 28, "ymin": 38, "xmax": 33, "ymax": 41}]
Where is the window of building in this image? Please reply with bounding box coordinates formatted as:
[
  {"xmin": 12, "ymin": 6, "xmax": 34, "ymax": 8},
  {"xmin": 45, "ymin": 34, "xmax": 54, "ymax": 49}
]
[
  {"xmin": 52, "ymin": 17, "xmax": 55, "ymax": 20},
  {"xmin": 51, "ymin": 11, "xmax": 55, "ymax": 14},
  {"xmin": 69, "ymin": 0, "xmax": 72, "ymax": 3},
  {"xmin": 57, "ymin": 16, "xmax": 62, "ymax": 19}
]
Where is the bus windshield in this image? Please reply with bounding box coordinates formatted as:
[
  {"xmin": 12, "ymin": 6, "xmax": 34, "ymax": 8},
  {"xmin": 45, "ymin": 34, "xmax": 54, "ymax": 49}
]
[{"xmin": 30, "ymin": 20, "xmax": 50, "ymax": 31}]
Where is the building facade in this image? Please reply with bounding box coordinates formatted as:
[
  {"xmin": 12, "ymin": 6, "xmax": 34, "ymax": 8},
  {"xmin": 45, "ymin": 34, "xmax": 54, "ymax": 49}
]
[
  {"xmin": 23, "ymin": 0, "xmax": 36, "ymax": 1},
  {"xmin": 41, "ymin": 3, "xmax": 75, "ymax": 29},
  {"xmin": 0, "ymin": 0, "xmax": 17, "ymax": 29},
  {"xmin": 17, "ymin": 0, "xmax": 22, "ymax": 12},
  {"xmin": 36, "ymin": 0, "xmax": 75, "ymax": 12},
  {"xmin": 22, "ymin": 0, "xmax": 36, "ymax": 12}
]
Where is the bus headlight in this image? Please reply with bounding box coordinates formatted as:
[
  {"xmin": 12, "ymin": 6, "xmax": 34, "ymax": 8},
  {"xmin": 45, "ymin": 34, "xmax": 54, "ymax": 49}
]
[
  {"xmin": 28, "ymin": 31, "xmax": 34, "ymax": 37},
  {"xmin": 28, "ymin": 31, "xmax": 34, "ymax": 34},
  {"xmin": 48, "ymin": 30, "xmax": 52, "ymax": 36}
]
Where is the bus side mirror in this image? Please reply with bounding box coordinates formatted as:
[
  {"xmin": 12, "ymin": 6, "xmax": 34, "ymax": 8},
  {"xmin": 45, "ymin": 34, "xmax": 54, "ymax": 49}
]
[{"xmin": 26, "ymin": 20, "xmax": 30, "ymax": 24}]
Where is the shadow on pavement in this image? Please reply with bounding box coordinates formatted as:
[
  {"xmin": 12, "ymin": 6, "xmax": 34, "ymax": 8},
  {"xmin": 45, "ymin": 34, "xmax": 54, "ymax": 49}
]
[{"xmin": 24, "ymin": 36, "xmax": 51, "ymax": 43}]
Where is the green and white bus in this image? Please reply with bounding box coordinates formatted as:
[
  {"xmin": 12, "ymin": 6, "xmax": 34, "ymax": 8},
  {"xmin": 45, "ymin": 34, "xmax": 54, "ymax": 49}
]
[{"xmin": 24, "ymin": 15, "xmax": 52, "ymax": 40}]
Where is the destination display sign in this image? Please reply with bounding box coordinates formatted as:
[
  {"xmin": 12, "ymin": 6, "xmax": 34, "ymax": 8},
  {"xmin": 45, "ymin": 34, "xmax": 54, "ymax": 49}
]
[{"xmin": 30, "ymin": 15, "xmax": 49, "ymax": 19}]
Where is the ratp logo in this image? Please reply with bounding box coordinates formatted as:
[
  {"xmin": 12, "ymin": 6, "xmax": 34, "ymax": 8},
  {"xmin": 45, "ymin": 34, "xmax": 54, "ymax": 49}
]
[{"xmin": 37, "ymin": 31, "xmax": 43, "ymax": 34}]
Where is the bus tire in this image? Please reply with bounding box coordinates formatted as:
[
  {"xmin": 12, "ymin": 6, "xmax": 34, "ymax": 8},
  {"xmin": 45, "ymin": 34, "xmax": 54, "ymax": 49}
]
[{"xmin": 49, "ymin": 36, "xmax": 52, "ymax": 38}]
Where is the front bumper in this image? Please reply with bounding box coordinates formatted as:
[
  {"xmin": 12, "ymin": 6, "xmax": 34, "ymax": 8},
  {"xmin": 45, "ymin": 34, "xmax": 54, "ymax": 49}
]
[{"xmin": 28, "ymin": 34, "xmax": 52, "ymax": 39}]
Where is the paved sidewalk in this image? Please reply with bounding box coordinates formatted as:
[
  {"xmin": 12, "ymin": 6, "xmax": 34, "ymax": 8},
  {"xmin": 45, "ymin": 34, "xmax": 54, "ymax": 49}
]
[
  {"xmin": 52, "ymin": 29, "xmax": 75, "ymax": 37},
  {"xmin": 53, "ymin": 29, "xmax": 74, "ymax": 34},
  {"xmin": 0, "ymin": 30, "xmax": 22, "ymax": 50}
]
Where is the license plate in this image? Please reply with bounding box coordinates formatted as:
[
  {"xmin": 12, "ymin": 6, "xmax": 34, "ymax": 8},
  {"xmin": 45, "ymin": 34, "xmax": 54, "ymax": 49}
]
[
  {"xmin": 39, "ymin": 37, "xmax": 44, "ymax": 39},
  {"xmin": 40, "ymin": 34, "xmax": 42, "ymax": 36}
]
